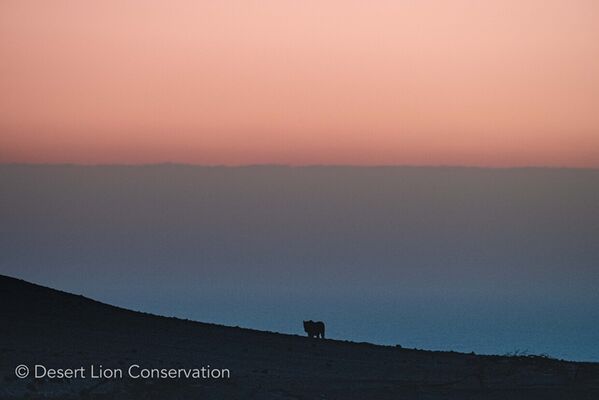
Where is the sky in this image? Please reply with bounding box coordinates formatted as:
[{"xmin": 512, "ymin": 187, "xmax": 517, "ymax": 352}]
[{"xmin": 1, "ymin": 0, "xmax": 598, "ymax": 166}]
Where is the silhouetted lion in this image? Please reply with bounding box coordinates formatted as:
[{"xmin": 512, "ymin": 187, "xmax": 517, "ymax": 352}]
[{"xmin": 303, "ymin": 320, "xmax": 325, "ymax": 338}]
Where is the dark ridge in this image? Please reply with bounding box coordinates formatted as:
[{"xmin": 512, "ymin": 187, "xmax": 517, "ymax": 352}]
[{"xmin": 2, "ymin": 274, "xmax": 599, "ymax": 399}]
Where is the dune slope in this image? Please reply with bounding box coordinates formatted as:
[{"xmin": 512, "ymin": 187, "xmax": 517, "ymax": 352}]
[{"xmin": 1, "ymin": 274, "xmax": 598, "ymax": 399}]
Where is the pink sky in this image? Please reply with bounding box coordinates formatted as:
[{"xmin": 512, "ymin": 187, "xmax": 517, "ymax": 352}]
[{"xmin": 1, "ymin": 0, "xmax": 598, "ymax": 166}]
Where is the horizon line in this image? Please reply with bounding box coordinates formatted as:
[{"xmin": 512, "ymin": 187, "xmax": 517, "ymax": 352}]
[{"xmin": 1, "ymin": 162, "xmax": 598, "ymax": 171}]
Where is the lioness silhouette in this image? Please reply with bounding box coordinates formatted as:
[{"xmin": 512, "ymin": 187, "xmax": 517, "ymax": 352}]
[{"xmin": 303, "ymin": 320, "xmax": 325, "ymax": 338}]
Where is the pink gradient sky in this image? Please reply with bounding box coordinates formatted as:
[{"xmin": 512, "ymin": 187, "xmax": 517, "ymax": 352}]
[{"xmin": 1, "ymin": 0, "xmax": 598, "ymax": 166}]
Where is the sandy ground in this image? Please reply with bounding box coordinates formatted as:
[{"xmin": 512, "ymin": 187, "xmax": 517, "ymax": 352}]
[{"xmin": 1, "ymin": 274, "xmax": 598, "ymax": 399}]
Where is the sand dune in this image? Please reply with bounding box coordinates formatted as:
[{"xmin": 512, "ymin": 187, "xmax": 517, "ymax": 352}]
[{"xmin": 1, "ymin": 274, "xmax": 598, "ymax": 399}]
